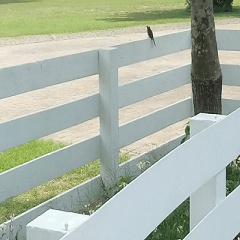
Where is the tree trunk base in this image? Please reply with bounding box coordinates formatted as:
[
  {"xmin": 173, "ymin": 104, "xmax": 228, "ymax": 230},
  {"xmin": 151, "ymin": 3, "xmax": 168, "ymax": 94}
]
[{"xmin": 191, "ymin": 74, "xmax": 222, "ymax": 115}]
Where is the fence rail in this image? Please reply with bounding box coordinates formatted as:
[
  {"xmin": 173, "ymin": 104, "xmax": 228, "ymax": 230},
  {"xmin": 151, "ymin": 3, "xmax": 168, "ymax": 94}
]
[
  {"xmin": 0, "ymin": 50, "xmax": 99, "ymax": 99},
  {"xmin": 0, "ymin": 136, "xmax": 100, "ymax": 203},
  {"xmin": 0, "ymin": 94, "xmax": 99, "ymax": 153},
  {"xmin": 185, "ymin": 181, "xmax": 240, "ymax": 240},
  {"xmin": 119, "ymin": 98, "xmax": 193, "ymax": 148},
  {"xmin": 1, "ymin": 28, "xmax": 240, "ymax": 240},
  {"xmin": 61, "ymin": 106, "xmax": 240, "ymax": 240},
  {"xmin": 119, "ymin": 64, "xmax": 191, "ymax": 108}
]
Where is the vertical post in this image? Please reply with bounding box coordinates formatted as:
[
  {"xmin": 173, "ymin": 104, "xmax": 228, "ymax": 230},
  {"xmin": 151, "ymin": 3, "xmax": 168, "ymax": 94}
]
[
  {"xmin": 190, "ymin": 113, "xmax": 226, "ymax": 230},
  {"xmin": 99, "ymin": 47, "xmax": 119, "ymax": 187}
]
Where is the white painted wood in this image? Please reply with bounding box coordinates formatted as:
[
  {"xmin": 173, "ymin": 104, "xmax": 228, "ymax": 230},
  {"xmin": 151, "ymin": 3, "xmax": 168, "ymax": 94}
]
[
  {"xmin": 1, "ymin": 29, "xmax": 240, "ymax": 240},
  {"xmin": 99, "ymin": 47, "xmax": 120, "ymax": 185},
  {"xmin": 117, "ymin": 134, "xmax": 185, "ymax": 179},
  {"xmin": 0, "ymin": 175, "xmax": 102, "ymax": 240},
  {"xmin": 61, "ymin": 107, "xmax": 240, "ymax": 240},
  {"xmin": 119, "ymin": 64, "xmax": 191, "ymax": 108},
  {"xmin": 190, "ymin": 114, "xmax": 227, "ymax": 230},
  {"xmin": 222, "ymin": 64, "xmax": 240, "ymax": 86},
  {"xmin": 0, "ymin": 50, "xmax": 99, "ymax": 99},
  {"xmin": 0, "ymin": 94, "xmax": 99, "ymax": 152},
  {"xmin": 222, "ymin": 98, "xmax": 240, "ymax": 115},
  {"xmin": 0, "ymin": 136, "xmax": 180, "ymax": 240},
  {"xmin": 115, "ymin": 30, "xmax": 191, "ymax": 67},
  {"xmin": 184, "ymin": 185, "xmax": 240, "ymax": 240},
  {"xmin": 190, "ymin": 113, "xmax": 226, "ymax": 138},
  {"xmin": 27, "ymin": 209, "xmax": 89, "ymax": 240},
  {"xmin": 119, "ymin": 98, "xmax": 193, "ymax": 148},
  {"xmin": 0, "ymin": 136, "xmax": 100, "ymax": 204},
  {"xmin": 216, "ymin": 29, "xmax": 240, "ymax": 51}
]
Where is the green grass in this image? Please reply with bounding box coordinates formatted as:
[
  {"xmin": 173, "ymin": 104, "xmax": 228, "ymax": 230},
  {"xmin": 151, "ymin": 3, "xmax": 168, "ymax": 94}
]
[
  {"xmin": 0, "ymin": 160, "xmax": 101, "ymax": 224},
  {"xmin": 146, "ymin": 199, "xmax": 190, "ymax": 240},
  {"xmin": 0, "ymin": 139, "xmax": 66, "ymax": 223},
  {"xmin": 0, "ymin": 139, "xmax": 67, "ymax": 174},
  {"xmin": 0, "ymin": 0, "xmax": 187, "ymax": 38},
  {"xmin": 1, "ymin": 141, "xmax": 240, "ymax": 240},
  {"xmin": 0, "ymin": 0, "xmax": 240, "ymax": 38},
  {"xmin": 0, "ymin": 140, "xmax": 130, "ymax": 224}
]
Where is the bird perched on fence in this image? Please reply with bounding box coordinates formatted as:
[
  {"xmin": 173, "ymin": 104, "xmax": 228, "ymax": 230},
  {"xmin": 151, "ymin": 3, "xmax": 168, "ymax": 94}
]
[{"xmin": 146, "ymin": 26, "xmax": 156, "ymax": 46}]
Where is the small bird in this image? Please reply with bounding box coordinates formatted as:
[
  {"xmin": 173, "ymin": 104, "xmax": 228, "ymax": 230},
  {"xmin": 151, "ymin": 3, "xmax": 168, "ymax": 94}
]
[{"xmin": 146, "ymin": 26, "xmax": 156, "ymax": 46}]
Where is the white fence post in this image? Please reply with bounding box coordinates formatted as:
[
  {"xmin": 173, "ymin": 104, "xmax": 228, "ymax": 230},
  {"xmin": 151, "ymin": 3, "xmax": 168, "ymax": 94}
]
[
  {"xmin": 27, "ymin": 209, "xmax": 89, "ymax": 240},
  {"xmin": 190, "ymin": 113, "xmax": 227, "ymax": 230},
  {"xmin": 99, "ymin": 47, "xmax": 119, "ymax": 186}
]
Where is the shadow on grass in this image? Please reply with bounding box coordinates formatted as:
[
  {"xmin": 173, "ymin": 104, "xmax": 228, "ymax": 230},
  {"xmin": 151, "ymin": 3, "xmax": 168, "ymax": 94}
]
[
  {"xmin": 214, "ymin": 6, "xmax": 240, "ymax": 18},
  {"xmin": 0, "ymin": 0, "xmax": 41, "ymax": 4},
  {"xmin": 97, "ymin": 8, "xmax": 191, "ymax": 23},
  {"xmin": 98, "ymin": 7, "xmax": 240, "ymax": 23}
]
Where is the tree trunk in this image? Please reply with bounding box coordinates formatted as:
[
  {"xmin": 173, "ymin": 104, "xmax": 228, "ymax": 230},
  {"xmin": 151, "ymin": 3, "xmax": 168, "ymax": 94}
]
[{"xmin": 191, "ymin": 0, "xmax": 222, "ymax": 115}]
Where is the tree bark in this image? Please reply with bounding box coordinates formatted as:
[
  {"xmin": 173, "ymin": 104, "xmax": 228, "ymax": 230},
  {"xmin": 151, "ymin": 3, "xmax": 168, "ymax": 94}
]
[{"xmin": 191, "ymin": 0, "xmax": 222, "ymax": 115}]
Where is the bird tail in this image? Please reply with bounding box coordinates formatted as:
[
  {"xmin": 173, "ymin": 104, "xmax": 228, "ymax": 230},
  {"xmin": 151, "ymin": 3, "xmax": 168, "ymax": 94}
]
[{"xmin": 153, "ymin": 38, "xmax": 156, "ymax": 46}]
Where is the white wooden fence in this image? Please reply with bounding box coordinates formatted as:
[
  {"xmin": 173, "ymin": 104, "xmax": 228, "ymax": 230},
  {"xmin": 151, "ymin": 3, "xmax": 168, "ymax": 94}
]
[
  {"xmin": 61, "ymin": 109, "xmax": 240, "ymax": 240},
  {"xmin": 0, "ymin": 29, "xmax": 240, "ymax": 239}
]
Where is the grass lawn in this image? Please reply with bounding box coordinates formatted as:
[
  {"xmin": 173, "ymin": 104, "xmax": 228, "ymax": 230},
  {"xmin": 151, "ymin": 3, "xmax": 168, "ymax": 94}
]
[
  {"xmin": 0, "ymin": 140, "xmax": 66, "ymax": 174},
  {"xmin": 0, "ymin": 140, "xmax": 130, "ymax": 225},
  {"xmin": 0, "ymin": 0, "xmax": 240, "ymax": 38}
]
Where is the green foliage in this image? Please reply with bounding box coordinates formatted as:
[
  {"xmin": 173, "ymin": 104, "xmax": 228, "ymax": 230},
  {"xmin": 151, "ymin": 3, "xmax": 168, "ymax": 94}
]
[
  {"xmin": 181, "ymin": 122, "xmax": 190, "ymax": 144},
  {"xmin": 101, "ymin": 176, "xmax": 133, "ymax": 201},
  {"xmin": 186, "ymin": 0, "xmax": 233, "ymax": 12},
  {"xmin": 226, "ymin": 155, "xmax": 240, "ymax": 195},
  {"xmin": 185, "ymin": 0, "xmax": 191, "ymax": 11},
  {"xmin": 146, "ymin": 199, "xmax": 190, "ymax": 240},
  {"xmin": 146, "ymin": 155, "xmax": 240, "ymax": 240},
  {"xmin": 213, "ymin": 0, "xmax": 233, "ymax": 12},
  {"xmin": 0, "ymin": 158, "xmax": 101, "ymax": 225},
  {"xmin": 0, "ymin": 139, "xmax": 67, "ymax": 174},
  {"xmin": 82, "ymin": 174, "xmax": 133, "ymax": 216},
  {"xmin": 0, "ymin": 142, "xmax": 131, "ymax": 225}
]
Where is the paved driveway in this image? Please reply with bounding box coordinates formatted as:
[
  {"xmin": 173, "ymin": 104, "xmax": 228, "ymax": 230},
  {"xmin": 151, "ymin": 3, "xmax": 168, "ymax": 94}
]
[{"xmin": 0, "ymin": 19, "xmax": 240, "ymax": 155}]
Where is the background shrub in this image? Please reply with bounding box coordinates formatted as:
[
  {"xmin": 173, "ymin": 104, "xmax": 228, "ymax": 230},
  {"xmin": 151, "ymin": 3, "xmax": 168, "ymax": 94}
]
[{"xmin": 186, "ymin": 0, "xmax": 233, "ymax": 12}]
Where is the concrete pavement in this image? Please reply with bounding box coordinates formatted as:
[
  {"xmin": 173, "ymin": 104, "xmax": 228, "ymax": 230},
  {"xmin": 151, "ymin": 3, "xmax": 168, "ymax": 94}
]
[{"xmin": 0, "ymin": 20, "xmax": 240, "ymax": 155}]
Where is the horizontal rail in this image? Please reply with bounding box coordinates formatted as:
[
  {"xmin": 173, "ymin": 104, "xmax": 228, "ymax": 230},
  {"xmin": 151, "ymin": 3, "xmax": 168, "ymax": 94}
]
[
  {"xmin": 184, "ymin": 185, "xmax": 240, "ymax": 240},
  {"xmin": 1, "ymin": 174, "xmax": 103, "ymax": 240},
  {"xmin": 222, "ymin": 64, "xmax": 240, "ymax": 86},
  {"xmin": 119, "ymin": 64, "xmax": 191, "ymax": 108},
  {"xmin": 118, "ymin": 62, "xmax": 240, "ymax": 109},
  {"xmin": 0, "ymin": 136, "xmax": 100, "ymax": 204},
  {"xmin": 1, "ymin": 28, "xmax": 240, "ymax": 240},
  {"xmin": 114, "ymin": 30, "xmax": 191, "ymax": 67},
  {"xmin": 61, "ymin": 107, "xmax": 240, "ymax": 240},
  {"xmin": 0, "ymin": 50, "xmax": 99, "ymax": 99},
  {"xmin": 0, "ymin": 29, "xmax": 238, "ymax": 100},
  {"xmin": 222, "ymin": 98, "xmax": 240, "ymax": 115},
  {"xmin": 119, "ymin": 98, "xmax": 193, "ymax": 148},
  {"xmin": 0, "ymin": 94, "xmax": 99, "ymax": 152},
  {"xmin": 217, "ymin": 29, "xmax": 240, "ymax": 51},
  {"xmin": 0, "ymin": 135, "xmax": 182, "ymax": 240}
]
